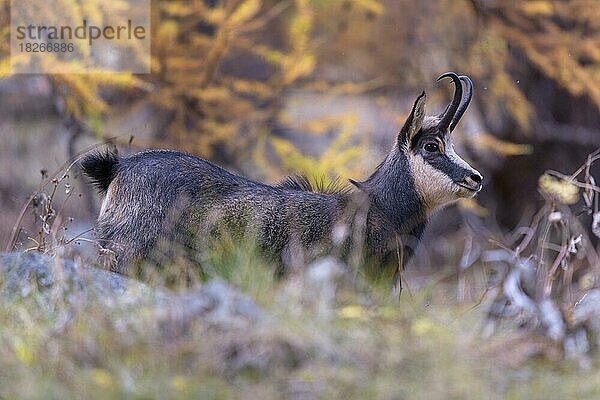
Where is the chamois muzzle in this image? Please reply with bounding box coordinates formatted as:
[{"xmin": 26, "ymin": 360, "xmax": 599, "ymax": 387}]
[{"xmin": 456, "ymin": 170, "xmax": 483, "ymax": 193}]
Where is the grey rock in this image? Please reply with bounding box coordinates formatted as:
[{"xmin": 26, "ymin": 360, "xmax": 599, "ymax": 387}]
[
  {"xmin": 0, "ymin": 251, "xmax": 159, "ymax": 302},
  {"xmin": 0, "ymin": 251, "xmax": 264, "ymax": 326},
  {"xmin": 0, "ymin": 251, "xmax": 306, "ymax": 376}
]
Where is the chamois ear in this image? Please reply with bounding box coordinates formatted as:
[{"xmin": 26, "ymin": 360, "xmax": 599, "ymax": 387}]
[{"xmin": 398, "ymin": 91, "xmax": 426, "ymax": 147}]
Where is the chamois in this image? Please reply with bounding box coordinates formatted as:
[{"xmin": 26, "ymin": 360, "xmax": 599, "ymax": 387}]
[{"xmin": 82, "ymin": 72, "xmax": 483, "ymax": 289}]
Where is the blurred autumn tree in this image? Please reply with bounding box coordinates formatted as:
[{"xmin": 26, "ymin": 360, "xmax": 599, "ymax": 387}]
[
  {"xmin": 467, "ymin": 0, "xmax": 600, "ymax": 141},
  {"xmin": 465, "ymin": 0, "xmax": 600, "ymax": 226},
  {"xmin": 311, "ymin": 0, "xmax": 599, "ymax": 143},
  {"xmin": 0, "ymin": 0, "xmax": 374, "ymax": 182},
  {"xmin": 0, "ymin": 0, "xmax": 598, "ymax": 226},
  {"xmin": 149, "ymin": 0, "xmax": 311, "ymax": 161}
]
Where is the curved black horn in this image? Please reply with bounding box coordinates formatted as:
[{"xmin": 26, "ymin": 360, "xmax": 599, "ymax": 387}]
[
  {"xmin": 436, "ymin": 72, "xmax": 462, "ymax": 132},
  {"xmin": 449, "ymin": 75, "xmax": 473, "ymax": 132}
]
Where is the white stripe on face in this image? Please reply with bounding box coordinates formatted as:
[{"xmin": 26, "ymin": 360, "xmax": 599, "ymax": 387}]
[
  {"xmin": 406, "ymin": 140, "xmax": 480, "ymax": 216},
  {"xmin": 406, "ymin": 152, "xmax": 458, "ymax": 216}
]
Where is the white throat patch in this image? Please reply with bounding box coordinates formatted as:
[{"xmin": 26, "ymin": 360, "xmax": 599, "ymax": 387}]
[{"xmin": 406, "ymin": 152, "xmax": 460, "ymax": 216}]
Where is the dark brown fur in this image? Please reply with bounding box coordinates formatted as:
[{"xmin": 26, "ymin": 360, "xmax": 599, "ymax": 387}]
[{"xmin": 82, "ymin": 73, "xmax": 483, "ymax": 290}]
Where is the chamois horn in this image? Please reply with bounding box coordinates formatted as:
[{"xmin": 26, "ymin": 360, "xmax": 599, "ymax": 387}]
[
  {"xmin": 436, "ymin": 72, "xmax": 463, "ymax": 133},
  {"xmin": 449, "ymin": 75, "xmax": 473, "ymax": 132}
]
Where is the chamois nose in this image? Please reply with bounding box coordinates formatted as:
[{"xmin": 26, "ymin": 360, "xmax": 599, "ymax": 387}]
[
  {"xmin": 469, "ymin": 172, "xmax": 483, "ymax": 185},
  {"xmin": 461, "ymin": 171, "xmax": 483, "ymax": 191}
]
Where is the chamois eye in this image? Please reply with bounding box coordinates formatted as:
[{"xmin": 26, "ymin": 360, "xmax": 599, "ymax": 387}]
[{"xmin": 424, "ymin": 142, "xmax": 440, "ymax": 153}]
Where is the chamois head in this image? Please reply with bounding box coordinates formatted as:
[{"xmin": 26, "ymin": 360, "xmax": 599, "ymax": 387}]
[
  {"xmin": 351, "ymin": 72, "xmax": 482, "ymax": 218},
  {"xmin": 401, "ymin": 72, "xmax": 482, "ymax": 214}
]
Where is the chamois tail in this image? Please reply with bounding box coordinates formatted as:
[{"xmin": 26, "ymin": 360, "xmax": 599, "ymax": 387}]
[{"xmin": 81, "ymin": 150, "xmax": 120, "ymax": 193}]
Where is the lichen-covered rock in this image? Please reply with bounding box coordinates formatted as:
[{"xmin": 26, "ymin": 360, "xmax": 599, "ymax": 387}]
[
  {"xmin": 0, "ymin": 251, "xmax": 268, "ymax": 323},
  {"xmin": 0, "ymin": 252, "xmax": 308, "ymax": 376},
  {"xmin": 0, "ymin": 251, "xmax": 167, "ymax": 309}
]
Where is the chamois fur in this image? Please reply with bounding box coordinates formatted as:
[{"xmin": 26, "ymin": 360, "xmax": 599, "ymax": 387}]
[
  {"xmin": 278, "ymin": 175, "xmax": 352, "ymax": 194},
  {"xmin": 80, "ymin": 150, "xmax": 120, "ymax": 193},
  {"xmin": 82, "ymin": 73, "xmax": 483, "ymax": 289}
]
